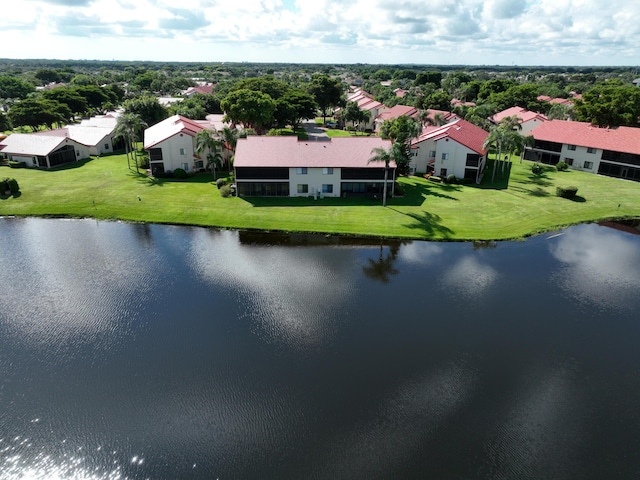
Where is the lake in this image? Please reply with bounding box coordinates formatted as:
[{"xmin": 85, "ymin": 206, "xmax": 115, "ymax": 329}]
[{"xmin": 0, "ymin": 217, "xmax": 639, "ymax": 479}]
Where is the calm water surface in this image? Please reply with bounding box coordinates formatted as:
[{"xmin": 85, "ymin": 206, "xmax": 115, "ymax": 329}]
[{"xmin": 0, "ymin": 217, "xmax": 639, "ymax": 479}]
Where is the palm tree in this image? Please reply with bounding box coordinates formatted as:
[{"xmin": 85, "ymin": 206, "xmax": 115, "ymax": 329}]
[
  {"xmin": 368, "ymin": 144, "xmax": 400, "ymax": 207},
  {"xmin": 195, "ymin": 129, "xmax": 223, "ymax": 179},
  {"xmin": 220, "ymin": 126, "xmax": 239, "ymax": 171},
  {"xmin": 113, "ymin": 113, "xmax": 147, "ymax": 171},
  {"xmin": 482, "ymin": 126, "xmax": 506, "ymax": 183}
]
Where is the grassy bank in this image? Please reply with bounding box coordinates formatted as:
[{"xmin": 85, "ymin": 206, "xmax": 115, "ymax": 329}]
[{"xmin": 1, "ymin": 154, "xmax": 639, "ymax": 240}]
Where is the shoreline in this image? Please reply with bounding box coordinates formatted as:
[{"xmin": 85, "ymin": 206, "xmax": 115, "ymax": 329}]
[{"xmin": 2, "ymin": 213, "xmax": 638, "ymax": 243}]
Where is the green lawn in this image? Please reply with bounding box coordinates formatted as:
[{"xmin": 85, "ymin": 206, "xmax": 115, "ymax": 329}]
[{"xmin": 1, "ymin": 154, "xmax": 639, "ymax": 241}]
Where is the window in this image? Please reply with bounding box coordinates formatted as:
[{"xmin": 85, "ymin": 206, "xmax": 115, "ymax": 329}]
[
  {"xmin": 429, "ymin": 150, "xmax": 436, "ymax": 158},
  {"xmin": 322, "ymin": 184, "xmax": 333, "ymax": 194},
  {"xmin": 195, "ymin": 160, "xmax": 204, "ymax": 169},
  {"xmin": 179, "ymin": 148, "xmax": 186, "ymax": 155},
  {"xmin": 440, "ymin": 168, "xmax": 447, "ymax": 177},
  {"xmin": 297, "ymin": 184, "xmax": 308, "ymax": 194},
  {"xmin": 104, "ymin": 143, "xmax": 110, "ymax": 150},
  {"xmin": 182, "ymin": 163, "xmax": 188, "ymax": 171},
  {"xmin": 296, "ymin": 167, "xmax": 308, "ymax": 175},
  {"xmin": 587, "ymin": 147, "xmax": 596, "ymax": 154},
  {"xmin": 149, "ymin": 148, "xmax": 163, "ymax": 161},
  {"xmin": 583, "ymin": 161, "xmax": 593, "ymax": 169},
  {"xmin": 564, "ymin": 158, "xmax": 574, "ymax": 166},
  {"xmin": 568, "ymin": 144, "xmax": 576, "ymax": 151},
  {"xmin": 322, "ymin": 167, "xmax": 333, "ymax": 175},
  {"xmin": 441, "ymin": 153, "xmax": 449, "ymax": 160}
]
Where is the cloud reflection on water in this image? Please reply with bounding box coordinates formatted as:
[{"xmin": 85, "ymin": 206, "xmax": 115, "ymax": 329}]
[
  {"xmin": 549, "ymin": 224, "xmax": 640, "ymax": 311},
  {"xmin": 441, "ymin": 256, "xmax": 499, "ymax": 298},
  {"xmin": 0, "ymin": 219, "xmax": 157, "ymax": 351},
  {"xmin": 188, "ymin": 229, "xmax": 359, "ymax": 349}
]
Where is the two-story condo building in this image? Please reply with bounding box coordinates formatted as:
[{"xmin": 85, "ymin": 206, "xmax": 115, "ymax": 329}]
[
  {"xmin": 234, "ymin": 136, "xmax": 395, "ymax": 198},
  {"xmin": 524, "ymin": 120, "xmax": 640, "ymax": 182},
  {"xmin": 410, "ymin": 119, "xmax": 489, "ymax": 182}
]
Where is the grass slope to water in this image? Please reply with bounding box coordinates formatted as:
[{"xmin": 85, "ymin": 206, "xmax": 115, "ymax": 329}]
[{"xmin": 1, "ymin": 154, "xmax": 639, "ymax": 240}]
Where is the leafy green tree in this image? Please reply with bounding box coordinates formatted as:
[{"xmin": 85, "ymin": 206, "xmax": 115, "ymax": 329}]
[
  {"xmin": 0, "ymin": 112, "xmax": 11, "ymax": 132},
  {"xmin": 0, "ymin": 76, "xmax": 35, "ymax": 99},
  {"xmin": 574, "ymin": 81, "xmax": 640, "ymax": 127},
  {"xmin": 72, "ymin": 85, "xmax": 111, "ymax": 113},
  {"xmin": 123, "ymin": 96, "xmax": 168, "ymax": 127},
  {"xmin": 342, "ymin": 101, "xmax": 363, "ymax": 128},
  {"xmin": 8, "ymin": 97, "xmax": 71, "ymax": 131},
  {"xmin": 547, "ymin": 103, "xmax": 576, "ymax": 121},
  {"xmin": 477, "ymin": 79, "xmax": 516, "ymax": 101},
  {"xmin": 42, "ymin": 88, "xmax": 88, "ymax": 120},
  {"xmin": 488, "ymin": 83, "xmax": 544, "ymax": 112},
  {"xmin": 379, "ymin": 115, "xmax": 421, "ymax": 176},
  {"xmin": 280, "ymin": 89, "xmax": 317, "ymax": 131},
  {"xmin": 34, "ymin": 68, "xmax": 63, "ymax": 84},
  {"xmin": 415, "ymin": 71, "xmax": 443, "ymax": 87},
  {"xmin": 422, "ymin": 90, "xmax": 452, "ymax": 111},
  {"xmin": 168, "ymin": 96, "xmax": 208, "ymax": 120},
  {"xmin": 113, "ymin": 113, "xmax": 147, "ymax": 171},
  {"xmin": 230, "ymin": 76, "xmax": 289, "ymax": 100},
  {"xmin": 308, "ymin": 74, "xmax": 344, "ymax": 124},
  {"xmin": 220, "ymin": 89, "xmax": 276, "ymax": 133}
]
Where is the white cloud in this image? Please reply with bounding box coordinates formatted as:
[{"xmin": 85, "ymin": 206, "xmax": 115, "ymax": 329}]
[{"xmin": 6, "ymin": 0, "xmax": 640, "ymax": 64}]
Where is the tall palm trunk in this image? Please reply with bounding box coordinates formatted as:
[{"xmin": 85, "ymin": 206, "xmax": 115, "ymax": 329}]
[{"xmin": 382, "ymin": 165, "xmax": 388, "ymax": 207}]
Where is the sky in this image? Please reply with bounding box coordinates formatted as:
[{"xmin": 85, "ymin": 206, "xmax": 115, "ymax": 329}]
[{"xmin": 5, "ymin": 0, "xmax": 640, "ymax": 66}]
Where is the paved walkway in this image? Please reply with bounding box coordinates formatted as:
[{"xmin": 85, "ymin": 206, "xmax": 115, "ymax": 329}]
[{"xmin": 302, "ymin": 120, "xmax": 330, "ymax": 141}]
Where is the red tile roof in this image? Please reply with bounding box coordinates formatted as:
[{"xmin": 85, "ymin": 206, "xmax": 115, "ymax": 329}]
[
  {"xmin": 375, "ymin": 105, "xmax": 418, "ymax": 123},
  {"xmin": 413, "ymin": 119, "xmax": 489, "ymax": 155},
  {"xmin": 492, "ymin": 106, "xmax": 547, "ymax": 124},
  {"xmin": 530, "ymin": 120, "xmax": 640, "ymax": 155},
  {"xmin": 234, "ymin": 136, "xmax": 395, "ymax": 168}
]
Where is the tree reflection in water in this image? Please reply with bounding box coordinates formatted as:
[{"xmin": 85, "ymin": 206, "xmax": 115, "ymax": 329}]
[{"xmin": 362, "ymin": 242, "xmax": 401, "ymax": 283}]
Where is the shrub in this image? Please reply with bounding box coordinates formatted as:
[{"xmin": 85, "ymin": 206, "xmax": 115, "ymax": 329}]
[
  {"xmin": 8, "ymin": 161, "xmax": 26, "ymax": 168},
  {"xmin": 531, "ymin": 164, "xmax": 543, "ymax": 175},
  {"xmin": 446, "ymin": 174, "xmax": 457, "ymax": 184},
  {"xmin": 7, "ymin": 178, "xmax": 19, "ymax": 195},
  {"xmin": 428, "ymin": 176, "xmax": 442, "ymax": 183},
  {"xmin": 173, "ymin": 168, "xmax": 188, "ymax": 179},
  {"xmin": 556, "ymin": 185, "xmax": 578, "ymax": 199},
  {"xmin": 556, "ymin": 161, "xmax": 568, "ymax": 171},
  {"xmin": 1, "ymin": 178, "xmax": 9, "ymax": 194},
  {"xmin": 219, "ymin": 185, "xmax": 233, "ymax": 197},
  {"xmin": 216, "ymin": 178, "xmax": 227, "ymax": 189}
]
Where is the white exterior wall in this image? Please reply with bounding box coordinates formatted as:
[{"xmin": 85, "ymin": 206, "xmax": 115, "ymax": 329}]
[
  {"xmin": 74, "ymin": 142, "xmax": 91, "ymax": 160},
  {"xmin": 290, "ymin": 167, "xmax": 339, "ymax": 197},
  {"xmin": 433, "ymin": 138, "xmax": 476, "ymax": 178},
  {"xmin": 559, "ymin": 144, "xmax": 601, "ymax": 173},
  {"xmin": 151, "ymin": 133, "xmax": 198, "ymax": 172},
  {"xmin": 412, "ymin": 138, "xmax": 482, "ymax": 178},
  {"xmin": 91, "ymin": 134, "xmax": 115, "ymax": 156},
  {"xmin": 411, "ymin": 139, "xmax": 437, "ymax": 174}
]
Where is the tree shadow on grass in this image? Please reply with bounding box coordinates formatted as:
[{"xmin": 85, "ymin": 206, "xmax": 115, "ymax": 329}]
[
  {"xmin": 395, "ymin": 177, "xmax": 461, "ymax": 205},
  {"xmin": 389, "ymin": 208, "xmax": 454, "ymax": 238},
  {"xmin": 510, "ymin": 185, "xmax": 551, "ymax": 197},
  {"xmin": 469, "ymin": 162, "xmax": 512, "ymax": 190},
  {"xmin": 568, "ymin": 195, "xmax": 586, "ymax": 203}
]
